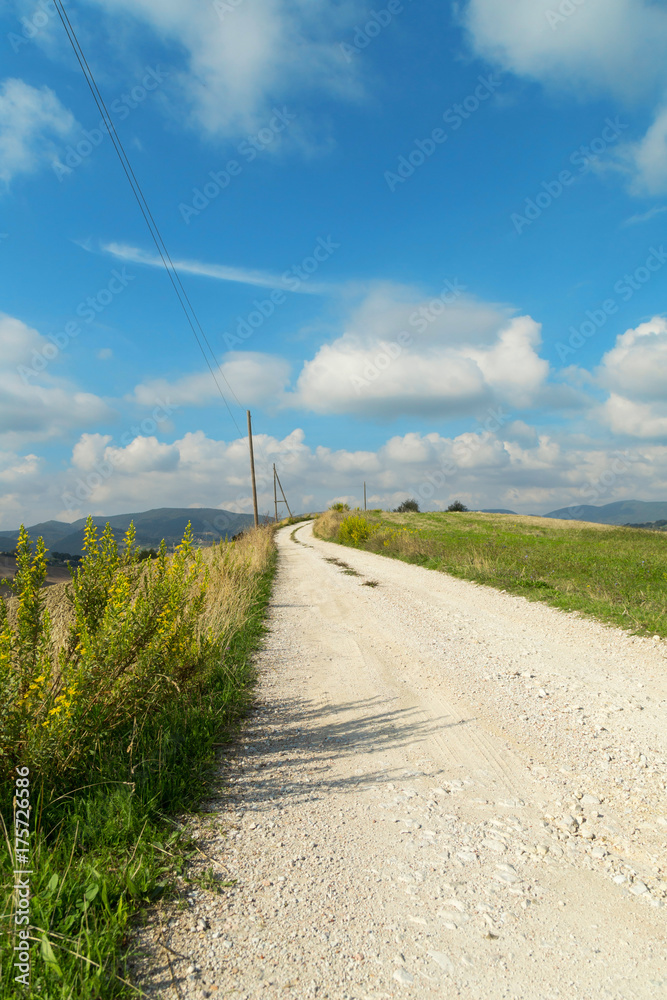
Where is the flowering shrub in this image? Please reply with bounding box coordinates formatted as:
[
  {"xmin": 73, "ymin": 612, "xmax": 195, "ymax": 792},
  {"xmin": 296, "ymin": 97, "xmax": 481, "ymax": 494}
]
[
  {"xmin": 0, "ymin": 517, "xmax": 213, "ymax": 782},
  {"xmin": 337, "ymin": 515, "xmax": 376, "ymax": 546}
]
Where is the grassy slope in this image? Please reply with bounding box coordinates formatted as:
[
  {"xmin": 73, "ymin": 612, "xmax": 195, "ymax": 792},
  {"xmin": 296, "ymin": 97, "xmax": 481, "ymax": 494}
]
[
  {"xmin": 314, "ymin": 510, "xmax": 667, "ymax": 637},
  {"xmin": 1, "ymin": 530, "xmax": 276, "ymax": 1000}
]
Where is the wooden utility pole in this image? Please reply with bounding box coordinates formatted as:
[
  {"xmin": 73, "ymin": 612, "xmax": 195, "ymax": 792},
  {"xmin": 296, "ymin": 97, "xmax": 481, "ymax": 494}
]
[
  {"xmin": 274, "ymin": 465, "xmax": 293, "ymax": 519},
  {"xmin": 273, "ymin": 463, "xmax": 279, "ymax": 523},
  {"xmin": 364, "ymin": 481, "xmax": 367, "ymax": 511},
  {"xmin": 247, "ymin": 409, "xmax": 259, "ymax": 528}
]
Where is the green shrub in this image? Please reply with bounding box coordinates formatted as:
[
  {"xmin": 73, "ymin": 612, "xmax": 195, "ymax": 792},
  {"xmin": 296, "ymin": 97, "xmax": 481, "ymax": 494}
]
[
  {"xmin": 394, "ymin": 499, "xmax": 420, "ymax": 513},
  {"xmin": 329, "ymin": 502, "xmax": 350, "ymax": 512},
  {"xmin": 1, "ymin": 517, "xmax": 212, "ymax": 784},
  {"xmin": 338, "ymin": 515, "xmax": 375, "ymax": 546}
]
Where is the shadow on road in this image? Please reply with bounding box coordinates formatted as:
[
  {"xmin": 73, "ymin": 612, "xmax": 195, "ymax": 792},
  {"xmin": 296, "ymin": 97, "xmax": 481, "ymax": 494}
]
[{"xmin": 206, "ymin": 695, "xmax": 470, "ymax": 812}]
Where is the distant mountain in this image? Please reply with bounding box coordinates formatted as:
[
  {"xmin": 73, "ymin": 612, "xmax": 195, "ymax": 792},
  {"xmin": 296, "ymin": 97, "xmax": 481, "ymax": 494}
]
[
  {"xmin": 0, "ymin": 507, "xmax": 259, "ymax": 556},
  {"xmin": 543, "ymin": 500, "xmax": 667, "ymax": 525}
]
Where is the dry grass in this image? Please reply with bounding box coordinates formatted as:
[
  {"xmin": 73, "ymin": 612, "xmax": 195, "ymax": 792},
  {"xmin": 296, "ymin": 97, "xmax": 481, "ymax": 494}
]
[{"xmin": 382, "ymin": 510, "xmax": 620, "ymax": 532}]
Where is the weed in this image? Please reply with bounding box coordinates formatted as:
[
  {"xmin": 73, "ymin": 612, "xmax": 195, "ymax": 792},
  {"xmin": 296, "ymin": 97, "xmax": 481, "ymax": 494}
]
[{"xmin": 362, "ymin": 580, "xmax": 379, "ymax": 587}]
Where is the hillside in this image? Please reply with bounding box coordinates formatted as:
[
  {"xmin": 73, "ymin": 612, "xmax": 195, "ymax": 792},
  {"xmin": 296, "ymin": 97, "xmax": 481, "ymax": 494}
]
[
  {"xmin": 0, "ymin": 507, "xmax": 258, "ymax": 556},
  {"xmin": 543, "ymin": 499, "xmax": 667, "ymax": 525}
]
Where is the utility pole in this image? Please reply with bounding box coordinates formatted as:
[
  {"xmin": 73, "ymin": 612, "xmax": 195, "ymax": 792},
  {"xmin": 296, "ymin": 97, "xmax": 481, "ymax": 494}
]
[
  {"xmin": 364, "ymin": 481, "xmax": 367, "ymax": 511},
  {"xmin": 273, "ymin": 463, "xmax": 279, "ymax": 523},
  {"xmin": 274, "ymin": 465, "xmax": 293, "ymax": 519},
  {"xmin": 247, "ymin": 409, "xmax": 259, "ymax": 528}
]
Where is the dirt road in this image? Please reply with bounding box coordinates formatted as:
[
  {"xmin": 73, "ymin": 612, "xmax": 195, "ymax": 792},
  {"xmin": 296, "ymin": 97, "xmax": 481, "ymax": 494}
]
[{"xmin": 137, "ymin": 521, "xmax": 667, "ymax": 1000}]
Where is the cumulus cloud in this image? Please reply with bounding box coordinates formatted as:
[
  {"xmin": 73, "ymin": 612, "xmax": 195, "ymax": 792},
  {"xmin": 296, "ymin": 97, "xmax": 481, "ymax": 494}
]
[
  {"xmin": 0, "ymin": 313, "xmax": 113, "ymax": 446},
  {"xmin": 598, "ymin": 394, "xmax": 667, "ymax": 439},
  {"xmin": 9, "ymin": 423, "xmax": 660, "ymax": 528},
  {"xmin": 0, "ymin": 78, "xmax": 77, "ymax": 185},
  {"xmin": 593, "ymin": 317, "xmax": 667, "ymax": 437},
  {"xmin": 597, "ymin": 317, "xmax": 667, "ymax": 400},
  {"xmin": 287, "ymin": 287, "xmax": 549, "ymax": 417},
  {"xmin": 80, "ymin": 0, "xmax": 362, "ymax": 138},
  {"xmin": 129, "ymin": 288, "xmax": 554, "ymax": 421},
  {"xmin": 130, "ymin": 353, "xmax": 291, "ymax": 410}
]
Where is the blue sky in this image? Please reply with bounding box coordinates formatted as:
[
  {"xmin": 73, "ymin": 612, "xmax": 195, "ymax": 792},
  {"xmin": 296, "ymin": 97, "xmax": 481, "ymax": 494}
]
[{"xmin": 1, "ymin": 0, "xmax": 667, "ymax": 526}]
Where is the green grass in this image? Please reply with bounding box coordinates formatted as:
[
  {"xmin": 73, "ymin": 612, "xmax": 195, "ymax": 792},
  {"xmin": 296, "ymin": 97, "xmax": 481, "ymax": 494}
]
[
  {"xmin": 315, "ymin": 510, "xmax": 667, "ymax": 637},
  {"xmin": 1, "ymin": 548, "xmax": 276, "ymax": 999}
]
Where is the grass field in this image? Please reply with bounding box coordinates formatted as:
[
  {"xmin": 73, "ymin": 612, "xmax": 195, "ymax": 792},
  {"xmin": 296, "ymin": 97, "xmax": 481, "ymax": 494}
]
[
  {"xmin": 314, "ymin": 509, "xmax": 667, "ymax": 637},
  {"xmin": 1, "ymin": 521, "xmax": 276, "ymax": 999}
]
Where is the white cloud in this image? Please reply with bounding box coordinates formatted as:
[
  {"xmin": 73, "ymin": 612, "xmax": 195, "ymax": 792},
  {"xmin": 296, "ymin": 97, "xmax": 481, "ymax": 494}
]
[
  {"xmin": 462, "ymin": 1, "xmax": 667, "ymax": 194},
  {"xmin": 593, "ymin": 317, "xmax": 667, "ymax": 437},
  {"xmin": 130, "ymin": 352, "xmax": 291, "ymax": 410},
  {"xmin": 625, "ymin": 107, "xmax": 667, "ymax": 195},
  {"xmin": 132, "ymin": 288, "xmax": 554, "ymax": 421},
  {"xmin": 103, "ymin": 243, "xmax": 335, "ymax": 295},
  {"xmin": 598, "ymin": 393, "xmax": 667, "ymax": 439},
  {"xmin": 623, "ymin": 204, "xmax": 667, "ymax": 226},
  {"xmin": 0, "ymin": 313, "xmax": 113, "ymax": 446},
  {"xmin": 0, "ymin": 78, "xmax": 77, "ymax": 185},
  {"xmin": 287, "ymin": 287, "xmax": 549, "ymax": 417},
  {"xmin": 18, "ymin": 423, "xmax": 662, "ymax": 527},
  {"xmin": 462, "ymin": 0, "xmax": 667, "ymax": 102},
  {"xmin": 597, "ymin": 316, "xmax": 667, "ymax": 401},
  {"xmin": 81, "ymin": 0, "xmax": 362, "ymax": 138}
]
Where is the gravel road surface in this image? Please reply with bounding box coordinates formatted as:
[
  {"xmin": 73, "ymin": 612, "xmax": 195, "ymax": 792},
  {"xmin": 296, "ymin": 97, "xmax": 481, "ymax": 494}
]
[{"xmin": 135, "ymin": 521, "xmax": 667, "ymax": 999}]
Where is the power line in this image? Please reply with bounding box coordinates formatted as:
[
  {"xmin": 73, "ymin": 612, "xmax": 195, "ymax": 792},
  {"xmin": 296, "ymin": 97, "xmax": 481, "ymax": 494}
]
[
  {"xmin": 52, "ymin": 0, "xmax": 244, "ymax": 435},
  {"xmin": 52, "ymin": 2, "xmax": 301, "ymax": 514}
]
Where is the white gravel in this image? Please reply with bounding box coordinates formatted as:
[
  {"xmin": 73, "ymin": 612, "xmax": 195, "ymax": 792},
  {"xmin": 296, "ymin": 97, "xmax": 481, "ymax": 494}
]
[{"xmin": 133, "ymin": 521, "xmax": 667, "ymax": 999}]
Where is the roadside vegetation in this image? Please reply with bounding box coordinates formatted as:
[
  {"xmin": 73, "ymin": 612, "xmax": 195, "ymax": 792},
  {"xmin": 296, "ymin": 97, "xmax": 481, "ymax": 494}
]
[
  {"xmin": 314, "ymin": 509, "xmax": 667, "ymax": 637},
  {"xmin": 1, "ymin": 518, "xmax": 275, "ymax": 999}
]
